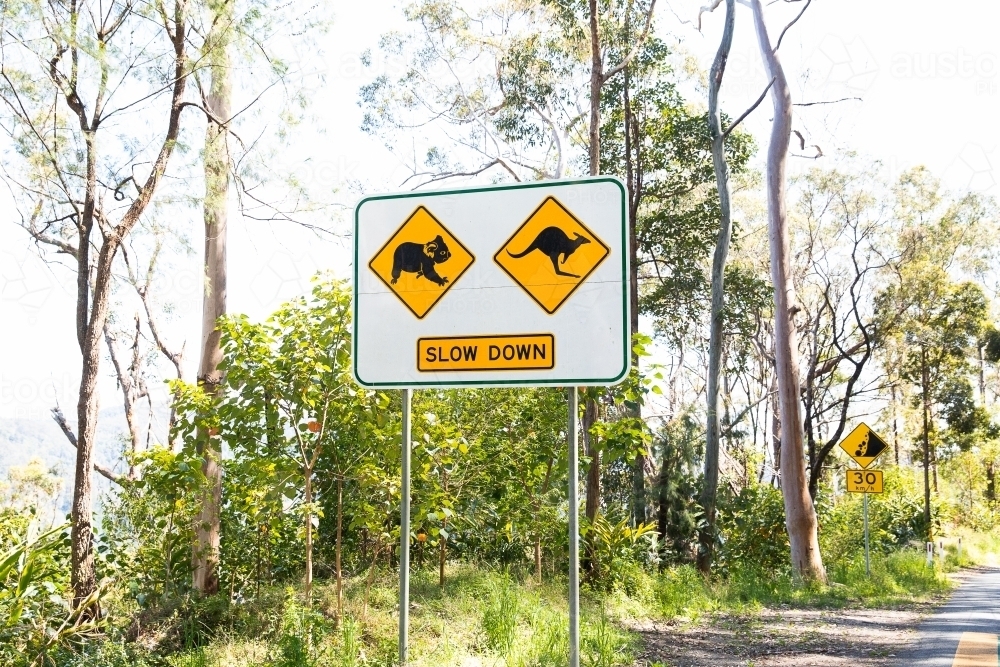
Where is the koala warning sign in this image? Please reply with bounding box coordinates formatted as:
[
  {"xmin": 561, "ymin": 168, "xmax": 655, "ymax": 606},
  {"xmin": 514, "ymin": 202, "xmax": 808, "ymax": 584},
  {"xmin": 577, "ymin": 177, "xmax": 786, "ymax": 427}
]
[
  {"xmin": 353, "ymin": 178, "xmax": 629, "ymax": 388},
  {"xmin": 368, "ymin": 207, "xmax": 475, "ymax": 319}
]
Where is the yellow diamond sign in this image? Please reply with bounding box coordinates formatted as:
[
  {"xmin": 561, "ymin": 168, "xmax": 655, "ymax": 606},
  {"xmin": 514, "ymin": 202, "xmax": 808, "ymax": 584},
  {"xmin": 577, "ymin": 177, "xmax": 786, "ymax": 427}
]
[
  {"xmin": 838, "ymin": 423, "xmax": 889, "ymax": 469},
  {"xmin": 368, "ymin": 206, "xmax": 474, "ymax": 319},
  {"xmin": 494, "ymin": 197, "xmax": 610, "ymax": 314}
]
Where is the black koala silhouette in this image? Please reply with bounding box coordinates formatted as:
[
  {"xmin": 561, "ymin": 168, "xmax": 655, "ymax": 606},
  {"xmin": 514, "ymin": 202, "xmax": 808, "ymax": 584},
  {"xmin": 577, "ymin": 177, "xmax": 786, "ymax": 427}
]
[
  {"xmin": 507, "ymin": 226, "xmax": 591, "ymax": 278},
  {"xmin": 391, "ymin": 235, "xmax": 452, "ymax": 286}
]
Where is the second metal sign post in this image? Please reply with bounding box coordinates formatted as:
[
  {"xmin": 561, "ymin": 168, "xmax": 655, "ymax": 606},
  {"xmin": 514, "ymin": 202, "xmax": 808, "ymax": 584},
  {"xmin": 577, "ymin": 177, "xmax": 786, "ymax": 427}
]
[{"xmin": 352, "ymin": 178, "xmax": 630, "ymax": 666}]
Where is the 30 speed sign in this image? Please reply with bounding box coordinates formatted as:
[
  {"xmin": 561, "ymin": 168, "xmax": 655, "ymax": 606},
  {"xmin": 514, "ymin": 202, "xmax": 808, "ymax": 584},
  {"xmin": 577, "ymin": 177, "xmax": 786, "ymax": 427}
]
[{"xmin": 846, "ymin": 469, "xmax": 884, "ymax": 494}]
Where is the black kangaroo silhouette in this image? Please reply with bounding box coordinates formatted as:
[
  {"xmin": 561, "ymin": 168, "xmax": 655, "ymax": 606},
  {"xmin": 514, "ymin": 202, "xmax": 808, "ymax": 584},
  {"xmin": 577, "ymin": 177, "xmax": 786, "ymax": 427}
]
[{"xmin": 506, "ymin": 226, "xmax": 591, "ymax": 278}]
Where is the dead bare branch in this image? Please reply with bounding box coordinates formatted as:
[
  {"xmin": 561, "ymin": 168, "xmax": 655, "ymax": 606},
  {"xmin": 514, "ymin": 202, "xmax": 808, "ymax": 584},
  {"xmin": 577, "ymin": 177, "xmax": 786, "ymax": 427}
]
[
  {"xmin": 50, "ymin": 406, "xmax": 121, "ymax": 484},
  {"xmin": 722, "ymin": 76, "xmax": 775, "ymax": 140}
]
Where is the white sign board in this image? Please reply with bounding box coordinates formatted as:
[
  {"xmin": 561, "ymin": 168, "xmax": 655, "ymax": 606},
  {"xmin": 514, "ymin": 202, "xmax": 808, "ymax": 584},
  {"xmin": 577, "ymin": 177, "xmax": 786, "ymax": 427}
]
[{"xmin": 352, "ymin": 178, "xmax": 629, "ymax": 388}]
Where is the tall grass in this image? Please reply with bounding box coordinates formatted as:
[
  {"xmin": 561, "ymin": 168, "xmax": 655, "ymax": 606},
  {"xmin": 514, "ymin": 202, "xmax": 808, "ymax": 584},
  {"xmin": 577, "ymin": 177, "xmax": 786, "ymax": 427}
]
[
  {"xmin": 57, "ymin": 535, "xmax": 987, "ymax": 667},
  {"xmin": 649, "ymin": 546, "xmax": 953, "ymax": 620},
  {"xmin": 481, "ymin": 577, "xmax": 520, "ymax": 655}
]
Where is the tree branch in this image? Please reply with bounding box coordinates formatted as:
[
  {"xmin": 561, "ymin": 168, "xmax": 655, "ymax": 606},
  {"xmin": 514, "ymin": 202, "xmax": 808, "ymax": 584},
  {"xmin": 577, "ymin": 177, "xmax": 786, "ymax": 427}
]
[
  {"xmin": 603, "ymin": 0, "xmax": 659, "ymax": 82},
  {"xmin": 697, "ymin": 0, "xmax": 725, "ymax": 32},
  {"xmin": 50, "ymin": 406, "xmax": 121, "ymax": 483},
  {"xmin": 794, "ymin": 97, "xmax": 862, "ymax": 107},
  {"xmin": 722, "ymin": 76, "xmax": 775, "ymax": 140},
  {"xmin": 772, "ymin": 0, "xmax": 811, "ymax": 54}
]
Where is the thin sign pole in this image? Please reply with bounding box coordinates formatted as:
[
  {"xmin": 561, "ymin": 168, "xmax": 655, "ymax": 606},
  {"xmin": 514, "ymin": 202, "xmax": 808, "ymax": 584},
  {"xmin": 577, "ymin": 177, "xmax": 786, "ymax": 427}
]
[
  {"xmin": 399, "ymin": 388, "xmax": 412, "ymax": 665},
  {"xmin": 863, "ymin": 491, "xmax": 870, "ymax": 577},
  {"xmin": 568, "ymin": 387, "xmax": 580, "ymax": 667}
]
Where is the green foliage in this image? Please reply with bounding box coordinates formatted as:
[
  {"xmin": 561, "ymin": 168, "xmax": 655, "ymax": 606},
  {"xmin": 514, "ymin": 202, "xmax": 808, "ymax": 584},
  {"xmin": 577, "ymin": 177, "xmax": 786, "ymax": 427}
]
[
  {"xmin": 268, "ymin": 589, "xmax": 329, "ymax": 667},
  {"xmin": 0, "ymin": 523, "xmax": 104, "ymax": 666},
  {"xmin": 651, "ymin": 414, "xmax": 702, "ymax": 564},
  {"xmin": 653, "ymin": 565, "xmax": 713, "ymax": 619},
  {"xmin": 581, "ymin": 614, "xmax": 633, "ymax": 667},
  {"xmin": 818, "ymin": 470, "xmax": 926, "ymax": 565},
  {"xmin": 717, "ymin": 484, "xmax": 789, "ymax": 576},
  {"xmin": 103, "ymin": 447, "xmax": 206, "ymax": 607},
  {"xmin": 583, "ymin": 515, "xmax": 657, "ymax": 592}
]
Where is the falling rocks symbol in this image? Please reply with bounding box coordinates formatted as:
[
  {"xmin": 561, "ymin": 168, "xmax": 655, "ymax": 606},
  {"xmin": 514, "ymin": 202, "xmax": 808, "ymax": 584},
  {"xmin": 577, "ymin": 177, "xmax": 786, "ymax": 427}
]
[
  {"xmin": 855, "ymin": 430, "xmax": 887, "ymax": 460},
  {"xmin": 838, "ymin": 423, "xmax": 889, "ymax": 469}
]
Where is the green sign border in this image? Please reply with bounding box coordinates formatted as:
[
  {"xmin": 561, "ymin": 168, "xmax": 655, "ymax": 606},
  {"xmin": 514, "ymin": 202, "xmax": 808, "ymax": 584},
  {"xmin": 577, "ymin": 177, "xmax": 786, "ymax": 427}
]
[{"xmin": 352, "ymin": 177, "xmax": 630, "ymax": 388}]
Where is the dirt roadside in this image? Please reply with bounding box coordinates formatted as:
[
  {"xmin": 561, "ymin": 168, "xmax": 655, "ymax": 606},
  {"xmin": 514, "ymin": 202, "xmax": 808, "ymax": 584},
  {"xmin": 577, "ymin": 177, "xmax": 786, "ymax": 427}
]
[
  {"xmin": 630, "ymin": 604, "xmax": 932, "ymax": 667},
  {"xmin": 628, "ymin": 570, "xmax": 987, "ymax": 667}
]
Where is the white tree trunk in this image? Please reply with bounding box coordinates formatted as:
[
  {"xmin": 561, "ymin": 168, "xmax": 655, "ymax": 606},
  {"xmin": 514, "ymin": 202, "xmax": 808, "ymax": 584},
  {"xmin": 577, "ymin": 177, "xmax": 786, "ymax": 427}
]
[
  {"xmin": 749, "ymin": 0, "xmax": 825, "ymax": 583},
  {"xmin": 700, "ymin": 0, "xmax": 735, "ymax": 575},
  {"xmin": 193, "ymin": 3, "xmax": 232, "ymax": 596}
]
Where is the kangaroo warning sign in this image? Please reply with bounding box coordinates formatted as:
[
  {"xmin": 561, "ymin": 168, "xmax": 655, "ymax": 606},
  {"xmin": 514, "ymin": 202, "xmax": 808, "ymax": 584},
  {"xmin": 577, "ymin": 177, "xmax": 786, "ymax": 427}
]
[
  {"xmin": 838, "ymin": 423, "xmax": 889, "ymax": 469},
  {"xmin": 353, "ymin": 178, "xmax": 628, "ymax": 388},
  {"xmin": 495, "ymin": 197, "xmax": 610, "ymax": 314}
]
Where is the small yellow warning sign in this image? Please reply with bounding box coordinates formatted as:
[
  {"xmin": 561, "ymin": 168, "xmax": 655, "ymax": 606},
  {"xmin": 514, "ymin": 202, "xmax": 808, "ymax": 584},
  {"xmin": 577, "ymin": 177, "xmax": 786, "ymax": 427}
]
[
  {"xmin": 417, "ymin": 334, "xmax": 554, "ymax": 372},
  {"xmin": 494, "ymin": 197, "xmax": 610, "ymax": 314},
  {"xmin": 846, "ymin": 469, "xmax": 884, "ymax": 494},
  {"xmin": 368, "ymin": 207, "xmax": 474, "ymax": 319},
  {"xmin": 838, "ymin": 423, "xmax": 889, "ymax": 469}
]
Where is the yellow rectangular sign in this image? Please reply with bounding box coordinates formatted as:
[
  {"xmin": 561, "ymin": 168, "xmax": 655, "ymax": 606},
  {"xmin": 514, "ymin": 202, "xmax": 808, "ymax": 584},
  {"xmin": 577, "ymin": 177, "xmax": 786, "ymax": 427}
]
[
  {"xmin": 418, "ymin": 334, "xmax": 555, "ymax": 372},
  {"xmin": 846, "ymin": 469, "xmax": 884, "ymax": 494}
]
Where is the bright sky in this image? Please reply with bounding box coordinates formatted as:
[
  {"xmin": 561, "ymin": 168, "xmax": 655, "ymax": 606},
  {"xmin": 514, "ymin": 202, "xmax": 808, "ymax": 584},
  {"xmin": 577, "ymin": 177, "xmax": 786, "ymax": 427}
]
[{"xmin": 2, "ymin": 0, "xmax": 998, "ymax": 426}]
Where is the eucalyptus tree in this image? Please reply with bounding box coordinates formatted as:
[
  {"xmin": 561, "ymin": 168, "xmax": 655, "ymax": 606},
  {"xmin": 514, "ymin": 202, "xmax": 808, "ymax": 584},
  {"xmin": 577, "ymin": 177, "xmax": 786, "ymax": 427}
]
[
  {"xmin": 876, "ymin": 167, "xmax": 997, "ymax": 535},
  {"xmin": 361, "ymin": 0, "xmax": 588, "ymax": 183},
  {"xmin": 689, "ymin": 0, "xmax": 777, "ymax": 573},
  {"xmin": 192, "ymin": 0, "xmax": 235, "ymax": 597},
  {"xmin": 190, "ymin": 0, "xmax": 330, "ymax": 596},
  {"xmin": 878, "ymin": 266, "xmax": 989, "ymax": 536},
  {"xmin": 792, "ymin": 166, "xmax": 893, "ymax": 498},
  {"xmin": 746, "ymin": 0, "xmax": 825, "ymax": 582},
  {"xmin": 0, "ymin": 0, "xmax": 196, "ymax": 604}
]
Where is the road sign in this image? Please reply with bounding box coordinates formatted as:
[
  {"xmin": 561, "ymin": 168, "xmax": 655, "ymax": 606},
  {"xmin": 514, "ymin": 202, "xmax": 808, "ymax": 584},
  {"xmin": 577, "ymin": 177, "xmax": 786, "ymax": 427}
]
[
  {"xmin": 494, "ymin": 197, "xmax": 610, "ymax": 314},
  {"xmin": 368, "ymin": 206, "xmax": 475, "ymax": 319},
  {"xmin": 353, "ymin": 178, "xmax": 629, "ymax": 388},
  {"xmin": 846, "ymin": 469, "xmax": 884, "ymax": 494},
  {"xmin": 838, "ymin": 422, "xmax": 888, "ymax": 469}
]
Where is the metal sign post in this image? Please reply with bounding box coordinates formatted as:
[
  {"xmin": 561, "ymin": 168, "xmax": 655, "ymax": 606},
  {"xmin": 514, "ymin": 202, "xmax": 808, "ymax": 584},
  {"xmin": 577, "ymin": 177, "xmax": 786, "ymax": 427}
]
[
  {"xmin": 399, "ymin": 388, "xmax": 411, "ymax": 665},
  {"xmin": 353, "ymin": 178, "xmax": 630, "ymax": 666},
  {"xmin": 863, "ymin": 491, "xmax": 871, "ymax": 577},
  {"xmin": 838, "ymin": 423, "xmax": 889, "ymax": 580},
  {"xmin": 568, "ymin": 388, "xmax": 580, "ymax": 667}
]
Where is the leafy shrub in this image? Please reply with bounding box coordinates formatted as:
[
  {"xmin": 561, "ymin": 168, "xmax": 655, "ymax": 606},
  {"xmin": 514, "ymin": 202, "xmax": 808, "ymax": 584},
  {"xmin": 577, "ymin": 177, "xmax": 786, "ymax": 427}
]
[
  {"xmin": 583, "ymin": 514, "xmax": 657, "ymax": 592},
  {"xmin": 0, "ymin": 522, "xmax": 104, "ymax": 667},
  {"xmin": 268, "ymin": 588, "xmax": 329, "ymax": 667},
  {"xmin": 717, "ymin": 484, "xmax": 789, "ymax": 575},
  {"xmin": 101, "ymin": 447, "xmax": 206, "ymax": 608},
  {"xmin": 818, "ymin": 469, "xmax": 926, "ymax": 565}
]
